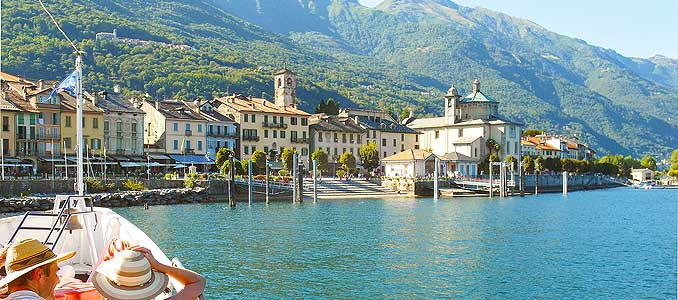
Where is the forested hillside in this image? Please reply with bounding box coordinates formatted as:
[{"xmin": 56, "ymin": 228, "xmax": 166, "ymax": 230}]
[{"xmin": 2, "ymin": 0, "xmax": 676, "ymax": 157}]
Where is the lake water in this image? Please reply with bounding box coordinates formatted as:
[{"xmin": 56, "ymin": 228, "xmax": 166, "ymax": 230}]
[{"xmin": 115, "ymin": 187, "xmax": 677, "ymax": 299}]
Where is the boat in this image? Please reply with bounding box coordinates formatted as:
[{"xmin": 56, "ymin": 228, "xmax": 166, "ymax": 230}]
[
  {"xmin": 634, "ymin": 180, "xmax": 656, "ymax": 189},
  {"xmin": 0, "ymin": 195, "xmax": 192, "ymax": 298}
]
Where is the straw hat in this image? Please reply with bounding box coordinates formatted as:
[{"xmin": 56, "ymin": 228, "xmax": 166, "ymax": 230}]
[
  {"xmin": 0, "ymin": 238, "xmax": 76, "ymax": 287},
  {"xmin": 92, "ymin": 250, "xmax": 169, "ymax": 300}
]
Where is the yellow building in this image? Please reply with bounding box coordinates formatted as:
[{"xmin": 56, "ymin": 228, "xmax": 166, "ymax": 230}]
[
  {"xmin": 213, "ymin": 69, "xmax": 311, "ymax": 162},
  {"xmin": 60, "ymin": 93, "xmax": 105, "ymax": 156},
  {"xmin": 141, "ymin": 100, "xmax": 208, "ymax": 155}
]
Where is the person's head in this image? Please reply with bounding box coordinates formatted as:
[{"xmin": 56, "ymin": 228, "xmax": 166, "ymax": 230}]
[{"xmin": 0, "ymin": 238, "xmax": 75, "ymax": 298}]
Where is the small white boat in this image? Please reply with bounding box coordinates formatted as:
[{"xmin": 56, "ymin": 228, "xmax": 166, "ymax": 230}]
[{"xmin": 0, "ymin": 195, "xmax": 190, "ymax": 298}]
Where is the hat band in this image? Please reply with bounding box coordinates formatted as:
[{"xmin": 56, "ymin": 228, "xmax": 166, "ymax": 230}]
[{"xmin": 7, "ymin": 249, "xmax": 56, "ymax": 273}]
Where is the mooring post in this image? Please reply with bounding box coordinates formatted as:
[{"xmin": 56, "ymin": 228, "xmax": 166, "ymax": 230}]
[
  {"xmin": 535, "ymin": 169, "xmax": 539, "ymax": 196},
  {"xmin": 265, "ymin": 157, "xmax": 270, "ymax": 205},
  {"xmin": 433, "ymin": 157, "xmax": 439, "ymax": 200},
  {"xmin": 297, "ymin": 156, "xmax": 304, "ymax": 203},
  {"xmin": 229, "ymin": 154, "xmax": 235, "ymax": 208},
  {"xmin": 563, "ymin": 171, "xmax": 568, "ymax": 195},
  {"xmin": 519, "ymin": 162, "xmax": 524, "ymax": 197},
  {"xmin": 312, "ymin": 159, "xmax": 318, "ymax": 203},
  {"xmin": 489, "ymin": 163, "xmax": 493, "ymax": 198},
  {"xmin": 292, "ymin": 153, "xmax": 297, "ymax": 203},
  {"xmin": 248, "ymin": 159, "xmax": 253, "ymax": 206}
]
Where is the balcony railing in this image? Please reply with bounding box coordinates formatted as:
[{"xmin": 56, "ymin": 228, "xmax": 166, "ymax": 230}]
[
  {"xmin": 207, "ymin": 131, "xmax": 239, "ymax": 138},
  {"xmin": 16, "ymin": 134, "xmax": 36, "ymax": 140},
  {"xmin": 242, "ymin": 135, "xmax": 260, "ymax": 141},
  {"xmin": 38, "ymin": 133, "xmax": 61, "ymax": 140},
  {"xmin": 185, "ymin": 130, "xmax": 192, "ymax": 136},
  {"xmin": 291, "ymin": 137, "xmax": 309, "ymax": 144},
  {"xmin": 183, "ymin": 148, "xmax": 195, "ymax": 154},
  {"xmin": 262, "ymin": 122, "xmax": 288, "ymax": 129}
]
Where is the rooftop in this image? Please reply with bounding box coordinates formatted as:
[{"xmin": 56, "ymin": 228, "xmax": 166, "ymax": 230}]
[
  {"xmin": 215, "ymin": 95, "xmax": 310, "ymax": 116},
  {"xmin": 383, "ymin": 149, "xmax": 448, "ymax": 162},
  {"xmin": 310, "ymin": 115, "xmax": 364, "ymax": 133}
]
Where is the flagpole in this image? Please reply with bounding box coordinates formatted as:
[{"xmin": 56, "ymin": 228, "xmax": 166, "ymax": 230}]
[
  {"xmin": 76, "ymin": 53, "xmax": 84, "ymax": 195},
  {"xmin": 64, "ymin": 140, "xmax": 68, "ymax": 180}
]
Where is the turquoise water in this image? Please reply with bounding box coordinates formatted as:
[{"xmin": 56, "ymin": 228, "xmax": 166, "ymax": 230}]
[{"xmin": 115, "ymin": 188, "xmax": 677, "ymax": 299}]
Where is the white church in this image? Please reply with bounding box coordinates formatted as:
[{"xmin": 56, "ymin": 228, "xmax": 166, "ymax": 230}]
[{"xmin": 402, "ymin": 80, "xmax": 523, "ymax": 177}]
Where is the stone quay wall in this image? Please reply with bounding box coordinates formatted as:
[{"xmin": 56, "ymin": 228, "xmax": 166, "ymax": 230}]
[
  {"xmin": 0, "ymin": 179, "xmax": 193, "ymax": 196},
  {"xmin": 0, "ymin": 187, "xmax": 214, "ymax": 213}
]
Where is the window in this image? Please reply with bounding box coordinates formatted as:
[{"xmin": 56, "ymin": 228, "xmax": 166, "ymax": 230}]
[
  {"xmin": 273, "ymin": 116, "xmax": 277, "ymax": 124},
  {"xmin": 198, "ymin": 141, "xmax": 202, "ymax": 151},
  {"xmin": 401, "ymin": 134, "xmax": 404, "ymax": 141},
  {"xmin": 93, "ymin": 118, "xmax": 98, "ymax": 129},
  {"xmin": 474, "ymin": 148, "xmax": 478, "ymax": 157},
  {"xmin": 415, "ymin": 135, "xmax": 419, "ymax": 142},
  {"xmin": 280, "ymin": 131, "xmax": 286, "ymax": 138},
  {"xmin": 197, "ymin": 124, "xmax": 202, "ymax": 132},
  {"xmin": 342, "ymin": 133, "xmax": 347, "ymax": 143},
  {"xmin": 459, "ymin": 128, "xmax": 464, "ymax": 137},
  {"xmin": 264, "ymin": 146, "xmax": 269, "ymax": 153},
  {"xmin": 382, "ymin": 139, "xmax": 386, "ymax": 146},
  {"xmin": 291, "ymin": 131, "xmax": 298, "ymax": 140},
  {"xmin": 244, "ymin": 146, "xmax": 249, "ymax": 155},
  {"xmin": 251, "ymin": 114, "xmax": 256, "ymax": 123},
  {"xmin": 279, "ymin": 116, "xmax": 284, "ymax": 124},
  {"xmin": 82, "ymin": 117, "xmax": 85, "ymax": 128},
  {"xmin": 301, "ymin": 118, "xmax": 308, "ymax": 126},
  {"xmin": 302, "ymin": 148, "xmax": 308, "ymax": 156},
  {"xmin": 173, "ymin": 123, "xmax": 178, "ymax": 131},
  {"xmin": 1, "ymin": 116, "xmax": 8, "ymax": 131},
  {"xmin": 435, "ymin": 131, "xmax": 439, "ymax": 139},
  {"xmin": 264, "ymin": 130, "xmax": 269, "ymax": 138},
  {"xmin": 51, "ymin": 113, "xmax": 59, "ymax": 125},
  {"xmin": 273, "ymin": 130, "xmax": 278, "ymax": 138},
  {"xmin": 173, "ymin": 140, "xmax": 178, "ymax": 150},
  {"xmin": 372, "ymin": 131, "xmax": 376, "ymax": 138},
  {"xmin": 131, "ymin": 123, "xmax": 137, "ymax": 134},
  {"xmin": 185, "ymin": 123, "xmax": 191, "ymax": 131},
  {"xmin": 64, "ymin": 138, "xmax": 72, "ymax": 149},
  {"xmin": 334, "ymin": 148, "xmax": 338, "ymax": 156},
  {"xmin": 302, "ymin": 131, "xmax": 307, "ymax": 139},
  {"xmin": 291, "ymin": 117, "xmax": 297, "ymax": 125},
  {"xmin": 244, "ymin": 114, "xmax": 249, "ymax": 122},
  {"xmin": 264, "ymin": 115, "xmax": 268, "ymax": 123},
  {"xmin": 252, "ymin": 146, "xmax": 256, "ymax": 152},
  {"xmin": 104, "ymin": 120, "xmax": 109, "ymax": 131},
  {"xmin": 393, "ymin": 139, "xmax": 396, "ymax": 147},
  {"xmin": 53, "ymin": 128, "xmax": 59, "ymax": 139},
  {"xmin": 18, "ymin": 113, "xmax": 24, "ymax": 124},
  {"xmin": 185, "ymin": 140, "xmax": 191, "ymax": 151},
  {"xmin": 383, "ymin": 152, "xmax": 387, "ymax": 158}
]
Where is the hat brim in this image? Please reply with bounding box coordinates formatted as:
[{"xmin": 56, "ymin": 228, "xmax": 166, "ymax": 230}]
[
  {"xmin": 92, "ymin": 261, "xmax": 169, "ymax": 300},
  {"xmin": 0, "ymin": 250, "xmax": 76, "ymax": 288}
]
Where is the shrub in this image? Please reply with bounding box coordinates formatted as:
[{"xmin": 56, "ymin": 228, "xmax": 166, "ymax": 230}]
[
  {"xmin": 199, "ymin": 173, "xmax": 208, "ymax": 180},
  {"xmin": 164, "ymin": 173, "xmax": 174, "ymax": 180},
  {"xmin": 336, "ymin": 169, "xmax": 347, "ymax": 178},
  {"xmin": 278, "ymin": 169, "xmax": 289, "ymax": 177},
  {"xmin": 122, "ymin": 179, "xmax": 144, "ymax": 191},
  {"xmin": 85, "ymin": 178, "xmax": 114, "ymax": 193},
  {"xmin": 183, "ymin": 177, "xmax": 196, "ymax": 188}
]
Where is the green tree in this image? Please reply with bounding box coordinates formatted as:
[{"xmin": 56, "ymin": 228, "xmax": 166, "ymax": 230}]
[
  {"xmin": 561, "ymin": 158, "xmax": 575, "ymax": 173},
  {"xmin": 281, "ymin": 148, "xmax": 295, "ymax": 171},
  {"xmin": 534, "ymin": 156, "xmax": 544, "ymax": 172},
  {"xmin": 250, "ymin": 150, "xmax": 267, "ymax": 175},
  {"xmin": 311, "ymin": 149, "xmax": 329, "ymax": 174},
  {"xmin": 670, "ymin": 150, "xmax": 678, "ymax": 178},
  {"xmin": 223, "ymin": 158, "xmax": 244, "ymax": 175},
  {"xmin": 359, "ymin": 141, "xmax": 380, "ymax": 173},
  {"xmin": 215, "ymin": 147, "xmax": 234, "ymax": 173},
  {"xmin": 640, "ymin": 155, "xmax": 657, "ymax": 171},
  {"xmin": 339, "ymin": 152, "xmax": 357, "ymax": 175},
  {"xmin": 314, "ymin": 98, "xmax": 340, "ymax": 115},
  {"xmin": 241, "ymin": 160, "xmax": 250, "ymax": 175},
  {"xmin": 506, "ymin": 155, "xmax": 516, "ymax": 169},
  {"xmin": 521, "ymin": 129, "xmax": 543, "ymax": 137},
  {"xmin": 522, "ymin": 155, "xmax": 534, "ymax": 174}
]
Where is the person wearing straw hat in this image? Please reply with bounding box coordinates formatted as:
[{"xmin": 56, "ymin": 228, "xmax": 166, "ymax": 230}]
[
  {"xmin": 0, "ymin": 238, "xmax": 76, "ymax": 300},
  {"xmin": 92, "ymin": 245, "xmax": 205, "ymax": 300}
]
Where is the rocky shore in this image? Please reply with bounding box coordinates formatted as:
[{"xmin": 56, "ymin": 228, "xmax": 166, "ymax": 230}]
[{"xmin": 0, "ymin": 187, "xmax": 214, "ymax": 213}]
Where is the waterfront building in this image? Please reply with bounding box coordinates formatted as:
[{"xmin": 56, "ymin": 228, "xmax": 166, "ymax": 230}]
[
  {"xmin": 382, "ymin": 149, "xmax": 448, "ymax": 178},
  {"xmin": 404, "ymin": 80, "xmax": 524, "ymax": 177},
  {"xmin": 631, "ymin": 168, "xmax": 654, "ymax": 182},
  {"xmin": 213, "ymin": 69, "xmax": 311, "ymax": 162},
  {"xmin": 60, "ymin": 92, "xmax": 105, "ymax": 158},
  {"xmin": 520, "ymin": 136, "xmax": 561, "ymax": 159},
  {"xmin": 338, "ymin": 108, "xmax": 420, "ymax": 172},
  {"xmin": 309, "ymin": 114, "xmax": 366, "ymax": 170},
  {"xmin": 141, "ymin": 100, "xmax": 208, "ymax": 156},
  {"xmin": 86, "ymin": 88, "xmax": 145, "ymax": 157},
  {"xmin": 185, "ymin": 99, "xmax": 237, "ymax": 161},
  {"xmin": 1, "ymin": 79, "xmax": 22, "ymax": 162}
]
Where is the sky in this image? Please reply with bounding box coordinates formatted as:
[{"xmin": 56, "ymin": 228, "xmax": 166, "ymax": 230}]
[{"xmin": 357, "ymin": 0, "xmax": 677, "ymax": 58}]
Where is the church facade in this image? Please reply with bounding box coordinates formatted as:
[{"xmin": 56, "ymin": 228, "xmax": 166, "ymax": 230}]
[{"xmin": 404, "ymin": 80, "xmax": 523, "ymax": 177}]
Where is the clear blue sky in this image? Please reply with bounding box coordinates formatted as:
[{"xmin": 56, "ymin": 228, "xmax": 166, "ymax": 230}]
[{"xmin": 357, "ymin": 0, "xmax": 677, "ymax": 58}]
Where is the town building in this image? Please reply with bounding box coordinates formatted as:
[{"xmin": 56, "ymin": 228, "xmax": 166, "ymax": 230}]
[
  {"xmin": 522, "ymin": 134, "xmax": 595, "ymax": 160},
  {"xmin": 383, "ymin": 149, "xmax": 448, "ymax": 178},
  {"xmin": 213, "ymin": 69, "xmax": 311, "ymax": 162},
  {"xmin": 338, "ymin": 108, "xmax": 420, "ymax": 172},
  {"xmin": 309, "ymin": 114, "xmax": 366, "ymax": 171},
  {"xmin": 185, "ymin": 100, "xmax": 237, "ymax": 161},
  {"xmin": 631, "ymin": 168, "xmax": 654, "ymax": 182},
  {"xmin": 86, "ymin": 88, "xmax": 145, "ymax": 157},
  {"xmin": 404, "ymin": 80, "xmax": 524, "ymax": 177},
  {"xmin": 520, "ymin": 136, "xmax": 561, "ymax": 159}
]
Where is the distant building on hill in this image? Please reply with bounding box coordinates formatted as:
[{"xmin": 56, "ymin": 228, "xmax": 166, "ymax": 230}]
[{"xmin": 95, "ymin": 29, "xmax": 117, "ymax": 40}]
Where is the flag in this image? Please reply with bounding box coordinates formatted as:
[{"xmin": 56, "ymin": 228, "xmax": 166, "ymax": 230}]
[{"xmin": 49, "ymin": 70, "xmax": 78, "ymax": 98}]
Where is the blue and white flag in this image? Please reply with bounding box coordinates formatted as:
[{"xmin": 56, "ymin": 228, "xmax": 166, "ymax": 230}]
[{"xmin": 49, "ymin": 70, "xmax": 78, "ymax": 98}]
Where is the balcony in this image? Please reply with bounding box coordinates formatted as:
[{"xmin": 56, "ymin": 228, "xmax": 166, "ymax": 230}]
[
  {"xmin": 38, "ymin": 133, "xmax": 61, "ymax": 140},
  {"xmin": 291, "ymin": 137, "xmax": 309, "ymax": 144},
  {"xmin": 262, "ymin": 122, "xmax": 288, "ymax": 129},
  {"xmin": 16, "ymin": 133, "xmax": 36, "ymax": 140},
  {"xmin": 242, "ymin": 135, "xmax": 260, "ymax": 141},
  {"xmin": 207, "ymin": 131, "xmax": 239, "ymax": 138},
  {"xmin": 182, "ymin": 148, "xmax": 195, "ymax": 155},
  {"xmin": 184, "ymin": 130, "xmax": 192, "ymax": 136}
]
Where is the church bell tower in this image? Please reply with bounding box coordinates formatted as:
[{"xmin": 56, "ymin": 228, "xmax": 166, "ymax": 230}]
[
  {"xmin": 444, "ymin": 83, "xmax": 461, "ymax": 124},
  {"xmin": 274, "ymin": 69, "xmax": 297, "ymax": 107}
]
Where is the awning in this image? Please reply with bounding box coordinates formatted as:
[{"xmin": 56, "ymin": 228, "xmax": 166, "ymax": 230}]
[
  {"xmin": 110, "ymin": 155, "xmax": 131, "ymax": 161},
  {"xmin": 168, "ymin": 154, "xmax": 213, "ymax": 165},
  {"xmin": 149, "ymin": 154, "xmax": 172, "ymax": 160},
  {"xmin": 127, "ymin": 156, "xmax": 147, "ymax": 162},
  {"xmin": 38, "ymin": 158, "xmax": 63, "ymax": 162},
  {"xmin": 120, "ymin": 162, "xmax": 163, "ymax": 168},
  {"xmin": 1, "ymin": 163, "xmax": 33, "ymax": 167},
  {"xmin": 1, "ymin": 157, "xmax": 22, "ymax": 163}
]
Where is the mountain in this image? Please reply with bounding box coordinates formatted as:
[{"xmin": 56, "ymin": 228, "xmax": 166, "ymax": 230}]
[{"xmin": 1, "ymin": 0, "xmax": 676, "ymax": 158}]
